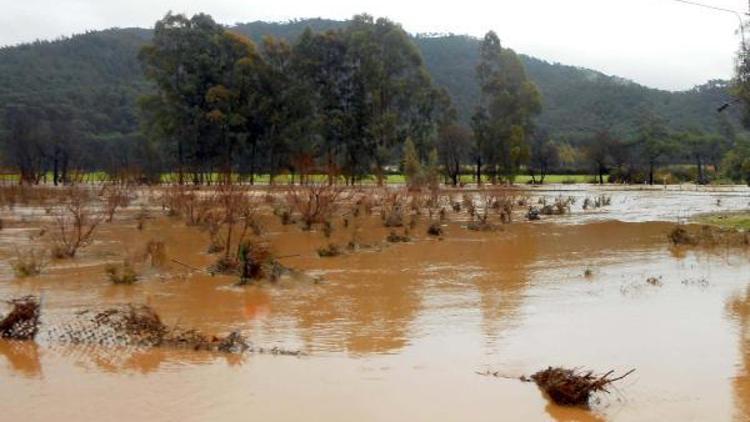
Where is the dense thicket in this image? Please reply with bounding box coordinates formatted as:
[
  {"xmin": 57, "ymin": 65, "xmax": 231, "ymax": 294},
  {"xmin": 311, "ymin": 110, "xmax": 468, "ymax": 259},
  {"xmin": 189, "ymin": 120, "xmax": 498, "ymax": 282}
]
[{"xmin": 135, "ymin": 13, "xmax": 450, "ymax": 184}]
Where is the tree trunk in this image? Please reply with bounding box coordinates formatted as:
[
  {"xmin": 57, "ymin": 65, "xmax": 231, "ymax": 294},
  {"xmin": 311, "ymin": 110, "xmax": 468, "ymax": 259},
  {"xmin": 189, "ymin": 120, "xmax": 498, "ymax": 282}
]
[
  {"xmin": 476, "ymin": 157, "xmax": 482, "ymax": 186},
  {"xmin": 648, "ymin": 161, "xmax": 654, "ymax": 185},
  {"xmin": 250, "ymin": 140, "xmax": 257, "ymax": 186},
  {"xmin": 53, "ymin": 151, "xmax": 59, "ymax": 187}
]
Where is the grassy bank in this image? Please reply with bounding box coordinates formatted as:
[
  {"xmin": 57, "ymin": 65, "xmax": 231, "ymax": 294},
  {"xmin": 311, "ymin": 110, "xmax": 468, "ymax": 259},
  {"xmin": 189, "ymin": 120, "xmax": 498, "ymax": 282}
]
[{"xmin": 694, "ymin": 213, "xmax": 750, "ymax": 231}]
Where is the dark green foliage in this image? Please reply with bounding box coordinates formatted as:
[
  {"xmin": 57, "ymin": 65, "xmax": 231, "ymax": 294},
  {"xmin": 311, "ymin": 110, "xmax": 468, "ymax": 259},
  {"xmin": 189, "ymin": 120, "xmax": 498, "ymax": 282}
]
[{"xmin": 0, "ymin": 17, "xmax": 743, "ymax": 182}]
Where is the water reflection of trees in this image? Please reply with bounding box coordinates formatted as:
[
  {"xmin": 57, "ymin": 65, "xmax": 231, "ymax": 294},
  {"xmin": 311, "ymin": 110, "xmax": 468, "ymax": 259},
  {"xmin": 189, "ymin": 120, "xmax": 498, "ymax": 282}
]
[
  {"xmin": 283, "ymin": 235, "xmax": 536, "ymax": 355},
  {"xmin": 284, "ymin": 221, "xmax": 669, "ymax": 356},
  {"xmin": 0, "ymin": 340, "xmax": 42, "ymax": 378},
  {"xmin": 290, "ymin": 252, "xmax": 422, "ymax": 355},
  {"xmin": 727, "ymin": 287, "xmax": 750, "ymax": 420},
  {"xmin": 50, "ymin": 343, "xmax": 245, "ymax": 374}
]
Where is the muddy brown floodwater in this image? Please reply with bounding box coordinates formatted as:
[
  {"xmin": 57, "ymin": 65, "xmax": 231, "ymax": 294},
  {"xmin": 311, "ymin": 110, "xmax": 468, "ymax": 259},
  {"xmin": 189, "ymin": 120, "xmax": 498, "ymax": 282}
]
[{"xmin": 2, "ymin": 185, "xmax": 750, "ymax": 421}]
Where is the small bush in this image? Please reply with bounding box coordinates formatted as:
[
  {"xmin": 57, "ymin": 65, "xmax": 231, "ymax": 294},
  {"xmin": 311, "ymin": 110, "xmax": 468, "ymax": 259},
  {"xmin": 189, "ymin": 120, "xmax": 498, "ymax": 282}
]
[
  {"xmin": 144, "ymin": 240, "xmax": 167, "ymax": 267},
  {"xmin": 237, "ymin": 240, "xmax": 274, "ymax": 283},
  {"xmin": 105, "ymin": 261, "xmax": 138, "ymax": 284},
  {"xmin": 668, "ymin": 226, "xmax": 695, "ymax": 245},
  {"xmin": 317, "ymin": 243, "xmax": 342, "ymax": 257},
  {"xmin": 467, "ymin": 220, "xmax": 499, "ymax": 232},
  {"xmin": 12, "ymin": 249, "xmax": 47, "ymax": 278},
  {"xmin": 387, "ymin": 230, "xmax": 410, "ymax": 243},
  {"xmin": 427, "ymin": 222, "xmax": 444, "ymax": 236},
  {"xmin": 322, "ymin": 220, "xmax": 334, "ymax": 238}
]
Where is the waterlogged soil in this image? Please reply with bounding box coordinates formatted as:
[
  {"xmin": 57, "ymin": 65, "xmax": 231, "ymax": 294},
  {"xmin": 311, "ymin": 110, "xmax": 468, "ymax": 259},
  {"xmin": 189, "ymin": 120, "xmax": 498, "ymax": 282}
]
[{"xmin": 1, "ymin": 185, "xmax": 750, "ymax": 421}]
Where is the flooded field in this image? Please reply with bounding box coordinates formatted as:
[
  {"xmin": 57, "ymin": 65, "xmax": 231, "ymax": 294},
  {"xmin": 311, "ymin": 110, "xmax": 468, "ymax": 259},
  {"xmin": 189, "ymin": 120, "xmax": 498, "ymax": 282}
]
[{"xmin": 2, "ymin": 184, "xmax": 750, "ymax": 421}]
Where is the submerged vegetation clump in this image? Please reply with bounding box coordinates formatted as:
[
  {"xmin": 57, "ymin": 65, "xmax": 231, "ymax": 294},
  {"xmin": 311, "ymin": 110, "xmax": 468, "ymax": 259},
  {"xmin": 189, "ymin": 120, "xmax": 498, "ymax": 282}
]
[
  {"xmin": 317, "ymin": 243, "xmax": 342, "ymax": 257},
  {"xmin": 387, "ymin": 230, "xmax": 411, "ymax": 243},
  {"xmin": 105, "ymin": 261, "xmax": 139, "ymax": 284},
  {"xmin": 143, "ymin": 240, "xmax": 167, "ymax": 268},
  {"xmin": 427, "ymin": 222, "xmax": 444, "ymax": 237},
  {"xmin": 582, "ymin": 195, "xmax": 612, "ymax": 210},
  {"xmin": 12, "ymin": 249, "xmax": 47, "ymax": 278},
  {"xmin": 0, "ymin": 296, "xmax": 41, "ymax": 340},
  {"xmin": 668, "ymin": 226, "xmax": 696, "ymax": 245}
]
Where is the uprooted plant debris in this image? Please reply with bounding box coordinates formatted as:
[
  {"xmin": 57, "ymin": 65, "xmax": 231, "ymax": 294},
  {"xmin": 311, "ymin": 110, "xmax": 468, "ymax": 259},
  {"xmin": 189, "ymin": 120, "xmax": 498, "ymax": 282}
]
[
  {"xmin": 55, "ymin": 304, "xmax": 301, "ymax": 355},
  {"xmin": 522, "ymin": 367, "xmax": 635, "ymax": 407},
  {"xmin": 479, "ymin": 366, "xmax": 635, "ymax": 408},
  {"xmin": 0, "ymin": 296, "xmax": 41, "ymax": 340}
]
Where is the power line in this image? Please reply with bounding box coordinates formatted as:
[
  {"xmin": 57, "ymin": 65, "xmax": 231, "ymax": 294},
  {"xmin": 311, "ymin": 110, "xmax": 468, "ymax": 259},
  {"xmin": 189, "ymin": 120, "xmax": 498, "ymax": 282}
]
[
  {"xmin": 672, "ymin": 0, "xmax": 744, "ymax": 16},
  {"xmin": 671, "ymin": 0, "xmax": 747, "ymax": 49}
]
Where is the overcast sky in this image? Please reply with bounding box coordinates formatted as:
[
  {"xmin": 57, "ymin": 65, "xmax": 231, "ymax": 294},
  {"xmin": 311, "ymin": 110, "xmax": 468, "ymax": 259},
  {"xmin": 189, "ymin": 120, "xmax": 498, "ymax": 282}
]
[{"xmin": 0, "ymin": 0, "xmax": 747, "ymax": 91}]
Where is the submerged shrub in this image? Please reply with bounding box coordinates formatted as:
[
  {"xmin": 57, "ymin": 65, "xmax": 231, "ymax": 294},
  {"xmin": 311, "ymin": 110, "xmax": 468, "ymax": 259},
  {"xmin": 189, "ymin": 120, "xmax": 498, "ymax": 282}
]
[
  {"xmin": 105, "ymin": 261, "xmax": 138, "ymax": 284},
  {"xmin": 12, "ymin": 249, "xmax": 47, "ymax": 278},
  {"xmin": 144, "ymin": 240, "xmax": 167, "ymax": 267},
  {"xmin": 668, "ymin": 226, "xmax": 696, "ymax": 245},
  {"xmin": 427, "ymin": 222, "xmax": 444, "ymax": 236},
  {"xmin": 317, "ymin": 243, "xmax": 342, "ymax": 257},
  {"xmin": 387, "ymin": 230, "xmax": 411, "ymax": 243}
]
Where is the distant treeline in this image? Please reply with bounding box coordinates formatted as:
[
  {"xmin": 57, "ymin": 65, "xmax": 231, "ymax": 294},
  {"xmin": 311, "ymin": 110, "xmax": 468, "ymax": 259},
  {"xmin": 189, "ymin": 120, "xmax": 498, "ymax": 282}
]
[{"xmin": 1, "ymin": 14, "xmax": 749, "ymax": 185}]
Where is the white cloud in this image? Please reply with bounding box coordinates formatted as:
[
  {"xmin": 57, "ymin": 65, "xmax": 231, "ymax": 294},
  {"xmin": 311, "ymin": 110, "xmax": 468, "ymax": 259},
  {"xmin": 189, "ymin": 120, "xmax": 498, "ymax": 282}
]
[{"xmin": 0, "ymin": 0, "xmax": 747, "ymax": 90}]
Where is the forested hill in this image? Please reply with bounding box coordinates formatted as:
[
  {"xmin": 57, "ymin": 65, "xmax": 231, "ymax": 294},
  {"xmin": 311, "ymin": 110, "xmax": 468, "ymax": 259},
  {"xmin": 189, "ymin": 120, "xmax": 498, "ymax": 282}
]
[{"xmin": 0, "ymin": 18, "xmax": 740, "ymax": 145}]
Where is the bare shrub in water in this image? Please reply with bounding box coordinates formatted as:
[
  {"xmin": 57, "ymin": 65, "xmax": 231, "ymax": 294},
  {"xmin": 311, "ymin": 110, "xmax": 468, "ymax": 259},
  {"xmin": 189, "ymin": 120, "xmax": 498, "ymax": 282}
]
[
  {"xmin": 100, "ymin": 183, "xmax": 133, "ymax": 222},
  {"xmin": 51, "ymin": 188, "xmax": 102, "ymax": 258},
  {"xmin": 286, "ymin": 184, "xmax": 345, "ymax": 230},
  {"xmin": 143, "ymin": 240, "xmax": 167, "ymax": 267},
  {"xmin": 583, "ymin": 195, "xmax": 612, "ymax": 210},
  {"xmin": 105, "ymin": 261, "xmax": 139, "ymax": 284},
  {"xmin": 381, "ymin": 189, "xmax": 407, "ymax": 228},
  {"xmin": 160, "ymin": 185, "xmax": 213, "ymax": 226},
  {"xmin": 201, "ymin": 184, "xmax": 263, "ymax": 271},
  {"xmin": 237, "ymin": 240, "xmax": 276, "ymax": 283}
]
